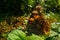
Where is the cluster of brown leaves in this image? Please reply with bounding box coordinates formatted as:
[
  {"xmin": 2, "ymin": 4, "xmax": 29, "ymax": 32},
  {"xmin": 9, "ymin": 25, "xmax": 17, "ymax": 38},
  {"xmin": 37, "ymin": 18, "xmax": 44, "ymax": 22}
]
[
  {"xmin": 26, "ymin": 4, "xmax": 51, "ymax": 35},
  {"xmin": 0, "ymin": 16, "xmax": 28, "ymax": 34},
  {"xmin": 0, "ymin": 16, "xmax": 29, "ymax": 40}
]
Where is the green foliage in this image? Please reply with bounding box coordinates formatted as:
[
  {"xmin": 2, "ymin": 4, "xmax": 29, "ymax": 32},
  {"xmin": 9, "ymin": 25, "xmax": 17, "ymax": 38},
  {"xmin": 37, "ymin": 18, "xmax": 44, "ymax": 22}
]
[
  {"xmin": 7, "ymin": 28, "xmax": 59, "ymax": 40},
  {"xmin": 1, "ymin": 33, "xmax": 8, "ymax": 38},
  {"xmin": 44, "ymin": 11, "xmax": 60, "ymax": 40},
  {"xmin": 7, "ymin": 29, "xmax": 45, "ymax": 40},
  {"xmin": 7, "ymin": 29, "xmax": 26, "ymax": 40},
  {"xmin": 0, "ymin": 0, "xmax": 58, "ymax": 21},
  {"xmin": 28, "ymin": 0, "xmax": 34, "ymax": 5},
  {"xmin": 27, "ymin": 34, "xmax": 45, "ymax": 40},
  {"xmin": 41, "ymin": 0, "xmax": 58, "ymax": 13},
  {"xmin": 58, "ymin": 0, "xmax": 60, "ymax": 5}
]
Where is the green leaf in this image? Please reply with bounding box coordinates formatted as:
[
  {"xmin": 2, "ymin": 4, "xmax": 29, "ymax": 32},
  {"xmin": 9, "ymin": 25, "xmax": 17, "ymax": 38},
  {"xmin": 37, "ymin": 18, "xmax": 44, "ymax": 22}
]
[
  {"xmin": 28, "ymin": 0, "xmax": 34, "ymax": 5},
  {"xmin": 7, "ymin": 33, "xmax": 21, "ymax": 40},
  {"xmin": 7, "ymin": 29, "xmax": 26, "ymax": 40},
  {"xmin": 26, "ymin": 34, "xmax": 45, "ymax": 40},
  {"xmin": 58, "ymin": 0, "xmax": 60, "ymax": 5}
]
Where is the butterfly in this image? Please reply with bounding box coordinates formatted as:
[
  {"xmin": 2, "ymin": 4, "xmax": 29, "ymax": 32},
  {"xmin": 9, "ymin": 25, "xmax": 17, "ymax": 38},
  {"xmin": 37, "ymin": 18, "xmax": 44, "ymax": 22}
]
[{"xmin": 26, "ymin": 4, "xmax": 50, "ymax": 35}]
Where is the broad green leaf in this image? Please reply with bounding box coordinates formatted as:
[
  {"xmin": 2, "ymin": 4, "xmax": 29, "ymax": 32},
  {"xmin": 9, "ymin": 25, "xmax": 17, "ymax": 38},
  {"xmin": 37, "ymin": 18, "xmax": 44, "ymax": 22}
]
[
  {"xmin": 26, "ymin": 34, "xmax": 45, "ymax": 40},
  {"xmin": 7, "ymin": 29, "xmax": 26, "ymax": 40}
]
